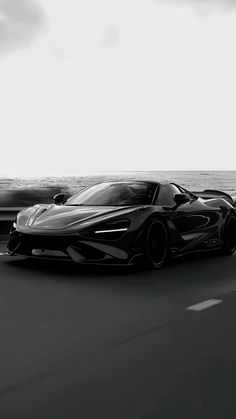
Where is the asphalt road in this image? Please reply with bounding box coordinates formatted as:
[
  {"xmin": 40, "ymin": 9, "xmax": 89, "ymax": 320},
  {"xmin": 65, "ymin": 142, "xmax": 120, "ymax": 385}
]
[{"xmin": 1, "ymin": 242, "xmax": 236, "ymax": 419}]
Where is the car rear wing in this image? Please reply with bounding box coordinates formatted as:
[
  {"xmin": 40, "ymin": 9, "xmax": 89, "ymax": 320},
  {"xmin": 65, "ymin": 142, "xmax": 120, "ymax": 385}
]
[{"xmin": 192, "ymin": 189, "xmax": 236, "ymax": 206}]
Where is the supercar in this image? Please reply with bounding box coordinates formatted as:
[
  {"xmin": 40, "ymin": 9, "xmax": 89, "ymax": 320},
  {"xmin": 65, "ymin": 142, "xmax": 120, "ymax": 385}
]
[{"xmin": 7, "ymin": 180, "xmax": 236, "ymax": 269}]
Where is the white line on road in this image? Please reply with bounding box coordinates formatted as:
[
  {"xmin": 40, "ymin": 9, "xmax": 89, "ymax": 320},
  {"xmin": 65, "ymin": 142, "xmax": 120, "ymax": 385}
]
[{"xmin": 186, "ymin": 299, "xmax": 223, "ymax": 312}]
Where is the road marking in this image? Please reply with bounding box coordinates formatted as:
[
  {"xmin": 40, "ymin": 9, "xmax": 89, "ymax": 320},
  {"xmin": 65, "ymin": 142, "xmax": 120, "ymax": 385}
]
[{"xmin": 186, "ymin": 299, "xmax": 223, "ymax": 312}]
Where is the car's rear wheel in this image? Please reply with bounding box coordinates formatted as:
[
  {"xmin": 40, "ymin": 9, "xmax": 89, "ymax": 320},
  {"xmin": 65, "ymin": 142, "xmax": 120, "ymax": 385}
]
[
  {"xmin": 222, "ymin": 213, "xmax": 236, "ymax": 255},
  {"xmin": 144, "ymin": 219, "xmax": 168, "ymax": 269}
]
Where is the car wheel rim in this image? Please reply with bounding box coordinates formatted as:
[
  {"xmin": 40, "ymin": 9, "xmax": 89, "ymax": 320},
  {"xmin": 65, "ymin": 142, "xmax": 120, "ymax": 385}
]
[
  {"xmin": 147, "ymin": 221, "xmax": 167, "ymax": 266},
  {"xmin": 227, "ymin": 217, "xmax": 236, "ymax": 252}
]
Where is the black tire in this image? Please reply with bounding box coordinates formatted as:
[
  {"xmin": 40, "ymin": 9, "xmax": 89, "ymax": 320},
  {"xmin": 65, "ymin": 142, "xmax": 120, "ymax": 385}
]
[
  {"xmin": 222, "ymin": 213, "xmax": 236, "ymax": 255},
  {"xmin": 144, "ymin": 219, "xmax": 168, "ymax": 269}
]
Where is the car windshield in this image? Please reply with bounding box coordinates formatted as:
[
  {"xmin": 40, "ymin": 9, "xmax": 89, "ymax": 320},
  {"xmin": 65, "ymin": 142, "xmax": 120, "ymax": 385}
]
[{"xmin": 66, "ymin": 182, "xmax": 157, "ymax": 206}]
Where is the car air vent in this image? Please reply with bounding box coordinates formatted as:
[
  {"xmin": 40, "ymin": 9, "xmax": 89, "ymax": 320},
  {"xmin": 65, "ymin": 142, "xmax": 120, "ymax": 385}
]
[{"xmin": 36, "ymin": 207, "xmax": 48, "ymax": 218}]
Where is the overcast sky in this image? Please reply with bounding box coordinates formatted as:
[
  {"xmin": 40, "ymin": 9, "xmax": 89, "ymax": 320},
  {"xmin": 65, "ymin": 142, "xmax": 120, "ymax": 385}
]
[{"xmin": 1, "ymin": 0, "xmax": 236, "ymax": 176}]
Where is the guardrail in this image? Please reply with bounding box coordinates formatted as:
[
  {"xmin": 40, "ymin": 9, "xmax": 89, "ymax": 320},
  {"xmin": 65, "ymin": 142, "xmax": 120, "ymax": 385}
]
[{"xmin": 0, "ymin": 207, "xmax": 23, "ymax": 238}]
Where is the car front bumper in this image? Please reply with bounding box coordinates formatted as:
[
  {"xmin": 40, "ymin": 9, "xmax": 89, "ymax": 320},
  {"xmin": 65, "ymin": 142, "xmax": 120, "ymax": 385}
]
[{"xmin": 7, "ymin": 231, "xmax": 143, "ymax": 265}]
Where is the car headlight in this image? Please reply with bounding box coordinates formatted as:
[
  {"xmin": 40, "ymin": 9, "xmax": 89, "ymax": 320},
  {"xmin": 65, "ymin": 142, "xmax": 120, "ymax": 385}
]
[
  {"xmin": 80, "ymin": 219, "xmax": 130, "ymax": 240},
  {"xmin": 10, "ymin": 219, "xmax": 17, "ymax": 234},
  {"xmin": 95, "ymin": 227, "xmax": 128, "ymax": 234}
]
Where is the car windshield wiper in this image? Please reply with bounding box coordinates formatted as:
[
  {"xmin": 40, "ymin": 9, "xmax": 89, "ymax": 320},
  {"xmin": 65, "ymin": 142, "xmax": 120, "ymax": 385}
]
[
  {"xmin": 66, "ymin": 204, "xmax": 85, "ymax": 206},
  {"xmin": 66, "ymin": 203, "xmax": 128, "ymax": 206},
  {"xmin": 66, "ymin": 202, "xmax": 140, "ymax": 206}
]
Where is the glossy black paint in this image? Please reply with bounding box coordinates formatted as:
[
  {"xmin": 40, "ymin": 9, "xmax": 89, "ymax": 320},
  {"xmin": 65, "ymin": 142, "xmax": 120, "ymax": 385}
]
[{"xmin": 7, "ymin": 181, "xmax": 236, "ymax": 266}]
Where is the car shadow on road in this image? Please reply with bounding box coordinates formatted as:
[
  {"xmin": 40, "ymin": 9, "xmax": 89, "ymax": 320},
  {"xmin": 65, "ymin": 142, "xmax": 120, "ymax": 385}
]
[{"xmin": 4, "ymin": 248, "xmax": 236, "ymax": 289}]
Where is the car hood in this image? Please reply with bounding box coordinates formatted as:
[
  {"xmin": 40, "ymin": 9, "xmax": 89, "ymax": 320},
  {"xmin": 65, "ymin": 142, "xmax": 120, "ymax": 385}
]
[{"xmin": 17, "ymin": 204, "xmax": 145, "ymax": 231}]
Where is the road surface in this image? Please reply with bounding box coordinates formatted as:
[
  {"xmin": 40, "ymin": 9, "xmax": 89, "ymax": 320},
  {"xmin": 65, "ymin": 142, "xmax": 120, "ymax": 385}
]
[{"xmin": 1, "ymin": 241, "xmax": 236, "ymax": 418}]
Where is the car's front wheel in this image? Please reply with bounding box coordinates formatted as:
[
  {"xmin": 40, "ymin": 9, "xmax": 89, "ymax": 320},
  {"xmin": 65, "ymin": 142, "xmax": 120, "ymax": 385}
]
[
  {"xmin": 222, "ymin": 213, "xmax": 236, "ymax": 255},
  {"xmin": 144, "ymin": 219, "xmax": 168, "ymax": 269}
]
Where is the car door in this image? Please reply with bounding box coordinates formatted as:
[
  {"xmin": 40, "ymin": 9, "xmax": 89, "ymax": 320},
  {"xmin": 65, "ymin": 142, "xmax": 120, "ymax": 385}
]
[{"xmin": 156, "ymin": 183, "xmax": 220, "ymax": 243}]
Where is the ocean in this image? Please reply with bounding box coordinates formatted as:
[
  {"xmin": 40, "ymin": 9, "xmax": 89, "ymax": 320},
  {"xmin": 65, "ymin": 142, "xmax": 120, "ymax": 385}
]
[
  {"xmin": 1, "ymin": 171, "xmax": 236, "ymax": 194},
  {"xmin": 0, "ymin": 171, "xmax": 236, "ymax": 207}
]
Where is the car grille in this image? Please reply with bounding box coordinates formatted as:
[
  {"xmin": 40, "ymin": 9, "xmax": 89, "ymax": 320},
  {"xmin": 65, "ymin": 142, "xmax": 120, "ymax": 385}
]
[
  {"xmin": 18, "ymin": 233, "xmax": 77, "ymax": 251},
  {"xmin": 10, "ymin": 233, "xmax": 78, "ymax": 251},
  {"xmin": 8, "ymin": 232, "xmax": 107, "ymax": 261}
]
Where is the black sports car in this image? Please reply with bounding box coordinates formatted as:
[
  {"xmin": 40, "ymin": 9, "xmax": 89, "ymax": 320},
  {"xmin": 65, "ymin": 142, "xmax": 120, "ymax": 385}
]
[{"xmin": 7, "ymin": 180, "xmax": 236, "ymax": 269}]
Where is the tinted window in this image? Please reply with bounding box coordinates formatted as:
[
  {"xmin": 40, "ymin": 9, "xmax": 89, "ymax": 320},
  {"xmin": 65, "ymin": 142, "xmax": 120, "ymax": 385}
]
[
  {"xmin": 176, "ymin": 184, "xmax": 197, "ymax": 201},
  {"xmin": 66, "ymin": 182, "xmax": 157, "ymax": 206},
  {"xmin": 156, "ymin": 184, "xmax": 181, "ymax": 206}
]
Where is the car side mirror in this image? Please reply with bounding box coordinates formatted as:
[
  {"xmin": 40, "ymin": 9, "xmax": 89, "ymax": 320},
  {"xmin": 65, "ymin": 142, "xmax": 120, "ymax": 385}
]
[
  {"xmin": 53, "ymin": 193, "xmax": 66, "ymax": 205},
  {"xmin": 174, "ymin": 193, "xmax": 190, "ymax": 205}
]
